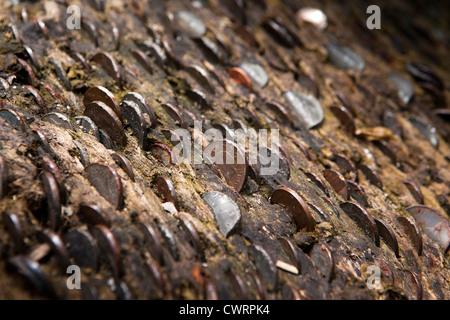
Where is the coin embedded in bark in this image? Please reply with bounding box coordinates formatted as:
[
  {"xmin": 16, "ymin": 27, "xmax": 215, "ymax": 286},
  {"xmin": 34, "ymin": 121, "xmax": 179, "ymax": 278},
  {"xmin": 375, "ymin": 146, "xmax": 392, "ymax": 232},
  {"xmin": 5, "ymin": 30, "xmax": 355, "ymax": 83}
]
[
  {"xmin": 2, "ymin": 211, "xmax": 25, "ymax": 253},
  {"xmin": 262, "ymin": 17, "xmax": 301, "ymax": 48},
  {"xmin": 75, "ymin": 116, "xmax": 100, "ymax": 139},
  {"xmin": 111, "ymin": 153, "xmax": 135, "ymax": 182},
  {"xmin": 325, "ymin": 43, "xmax": 365, "ymax": 71},
  {"xmin": 330, "ymin": 105, "xmax": 356, "ymax": 135},
  {"xmin": 309, "ymin": 243, "xmax": 334, "ymax": 281},
  {"xmin": 248, "ymin": 245, "xmax": 278, "ymax": 291},
  {"xmin": 149, "ymin": 143, "xmax": 173, "ymax": 166},
  {"xmin": 174, "ymin": 10, "xmax": 206, "ymax": 38},
  {"xmin": 333, "ymin": 153, "xmax": 358, "ymax": 181},
  {"xmin": 185, "ymin": 64, "xmax": 215, "ymax": 93},
  {"xmin": 7, "ymin": 256, "xmax": 58, "ymax": 299},
  {"xmin": 98, "ymin": 129, "xmax": 115, "ymax": 149},
  {"xmin": 186, "ymin": 88, "xmax": 211, "ymax": 109},
  {"xmin": 203, "ymin": 191, "xmax": 241, "ymax": 237},
  {"xmin": 84, "ymin": 101, "xmax": 125, "ymax": 147},
  {"xmin": 238, "ymin": 62, "xmax": 268, "ymax": 88},
  {"xmin": 383, "ymin": 111, "xmax": 403, "ymax": 137},
  {"xmin": 132, "ymin": 49, "xmax": 154, "ymax": 75},
  {"xmin": 122, "ymin": 92, "xmax": 156, "ymax": 128},
  {"xmin": 42, "ymin": 112, "xmax": 73, "ymax": 130},
  {"xmin": 83, "ymin": 86, "xmax": 121, "ymax": 120},
  {"xmin": 407, "ymin": 116, "xmax": 439, "ymax": 148},
  {"xmin": 296, "ymin": 7, "xmax": 328, "ymax": 30},
  {"xmin": 359, "ymin": 164, "xmax": 382, "ymax": 188},
  {"xmin": 396, "ymin": 216, "xmax": 423, "ymax": 255},
  {"xmin": 24, "ymin": 85, "xmax": 46, "ymax": 110},
  {"xmin": 374, "ymin": 218, "xmax": 400, "ymax": 257},
  {"xmin": 305, "ymin": 172, "xmax": 329, "ymax": 196},
  {"xmin": 136, "ymin": 222, "xmax": 163, "ymax": 265},
  {"xmin": 340, "ymin": 202, "xmax": 380, "ymax": 246},
  {"xmin": 91, "ymin": 52, "xmax": 123, "ymax": 87},
  {"xmin": 402, "ymin": 180, "xmax": 424, "ymax": 204},
  {"xmin": 78, "ymin": 203, "xmax": 110, "ymax": 227},
  {"xmin": 37, "ymin": 229, "xmax": 71, "ymax": 272},
  {"xmin": 203, "ymin": 140, "xmax": 248, "ymax": 193},
  {"xmin": 406, "ymin": 205, "xmax": 450, "ymax": 251},
  {"xmin": 270, "ymin": 187, "xmax": 315, "ymax": 231},
  {"xmin": 0, "ymin": 108, "xmax": 26, "ymax": 131},
  {"xmin": 63, "ymin": 229, "xmax": 99, "ymax": 270},
  {"xmin": 255, "ymin": 146, "xmax": 290, "ymax": 181},
  {"xmin": 91, "ymin": 224, "xmax": 123, "ymax": 278},
  {"xmin": 40, "ymin": 171, "xmax": 61, "ymax": 231},
  {"xmin": 323, "ymin": 169, "xmax": 348, "ymax": 200},
  {"xmin": 346, "ymin": 180, "xmax": 369, "ymax": 207},
  {"xmin": 85, "ymin": 163, "xmax": 124, "ymax": 210},
  {"xmin": 388, "ymin": 73, "xmax": 414, "ymax": 104},
  {"xmin": 0, "ymin": 155, "xmax": 7, "ymax": 199},
  {"xmin": 405, "ymin": 270, "xmax": 423, "ymax": 300},
  {"xmin": 155, "ymin": 176, "xmax": 179, "ymax": 210},
  {"xmin": 228, "ymin": 67, "xmax": 252, "ymax": 91},
  {"xmin": 282, "ymin": 90, "xmax": 324, "ymax": 129},
  {"xmin": 121, "ymin": 100, "xmax": 148, "ymax": 149},
  {"xmin": 177, "ymin": 212, "xmax": 203, "ymax": 258}
]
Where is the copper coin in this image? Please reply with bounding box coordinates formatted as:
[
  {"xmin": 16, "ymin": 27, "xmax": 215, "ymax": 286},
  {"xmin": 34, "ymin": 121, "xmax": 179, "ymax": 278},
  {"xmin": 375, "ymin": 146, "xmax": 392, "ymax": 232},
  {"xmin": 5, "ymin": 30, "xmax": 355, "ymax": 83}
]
[
  {"xmin": 40, "ymin": 171, "xmax": 61, "ymax": 231},
  {"xmin": 0, "ymin": 108, "xmax": 26, "ymax": 132},
  {"xmin": 17, "ymin": 58, "xmax": 37, "ymax": 86},
  {"xmin": 91, "ymin": 52, "xmax": 123, "ymax": 87},
  {"xmin": 111, "ymin": 152, "xmax": 135, "ymax": 182},
  {"xmin": 402, "ymin": 180, "xmax": 424, "ymax": 204},
  {"xmin": 406, "ymin": 205, "xmax": 450, "ymax": 252},
  {"xmin": 227, "ymin": 67, "xmax": 252, "ymax": 91},
  {"xmin": 85, "ymin": 163, "xmax": 124, "ymax": 210},
  {"xmin": 91, "ymin": 224, "xmax": 123, "ymax": 278},
  {"xmin": 323, "ymin": 169, "xmax": 348, "ymax": 200},
  {"xmin": 78, "ymin": 203, "xmax": 111, "ymax": 227},
  {"xmin": 84, "ymin": 101, "xmax": 125, "ymax": 146},
  {"xmin": 63, "ymin": 229, "xmax": 99, "ymax": 270},
  {"xmin": 122, "ymin": 92, "xmax": 156, "ymax": 128},
  {"xmin": 83, "ymin": 86, "xmax": 121, "ymax": 120},
  {"xmin": 340, "ymin": 201, "xmax": 379, "ymax": 246},
  {"xmin": 248, "ymin": 245, "xmax": 278, "ymax": 291},
  {"xmin": 121, "ymin": 100, "xmax": 148, "ymax": 149},
  {"xmin": 374, "ymin": 218, "xmax": 400, "ymax": 257},
  {"xmin": 346, "ymin": 180, "xmax": 369, "ymax": 207},
  {"xmin": 278, "ymin": 236, "xmax": 303, "ymax": 271},
  {"xmin": 396, "ymin": 216, "xmax": 423, "ymax": 255},
  {"xmin": 203, "ymin": 139, "xmax": 248, "ymax": 193},
  {"xmin": 155, "ymin": 176, "xmax": 179, "ymax": 210},
  {"xmin": 270, "ymin": 187, "xmax": 315, "ymax": 231}
]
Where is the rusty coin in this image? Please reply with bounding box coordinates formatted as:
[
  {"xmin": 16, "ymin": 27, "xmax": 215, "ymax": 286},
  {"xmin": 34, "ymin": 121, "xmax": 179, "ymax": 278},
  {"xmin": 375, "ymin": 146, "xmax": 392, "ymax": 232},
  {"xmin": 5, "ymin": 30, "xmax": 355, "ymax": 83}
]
[{"xmin": 85, "ymin": 163, "xmax": 124, "ymax": 210}]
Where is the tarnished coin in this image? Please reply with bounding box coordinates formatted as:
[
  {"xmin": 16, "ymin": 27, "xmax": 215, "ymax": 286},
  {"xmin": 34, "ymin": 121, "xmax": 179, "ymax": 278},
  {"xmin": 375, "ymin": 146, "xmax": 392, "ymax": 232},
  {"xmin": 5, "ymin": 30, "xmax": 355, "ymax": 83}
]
[
  {"xmin": 111, "ymin": 153, "xmax": 135, "ymax": 182},
  {"xmin": 42, "ymin": 112, "xmax": 73, "ymax": 130},
  {"xmin": 84, "ymin": 101, "xmax": 125, "ymax": 146},
  {"xmin": 396, "ymin": 216, "xmax": 423, "ymax": 255},
  {"xmin": 374, "ymin": 218, "xmax": 400, "ymax": 257},
  {"xmin": 203, "ymin": 191, "xmax": 241, "ymax": 237},
  {"xmin": 40, "ymin": 171, "xmax": 61, "ymax": 230},
  {"xmin": 2, "ymin": 211, "xmax": 25, "ymax": 253},
  {"xmin": 83, "ymin": 86, "xmax": 121, "ymax": 120},
  {"xmin": 340, "ymin": 202, "xmax": 379, "ymax": 246},
  {"xmin": 248, "ymin": 245, "xmax": 278, "ymax": 291},
  {"xmin": 63, "ymin": 229, "xmax": 99, "ymax": 270},
  {"xmin": 0, "ymin": 108, "xmax": 26, "ymax": 131},
  {"xmin": 155, "ymin": 176, "xmax": 179, "ymax": 210},
  {"xmin": 309, "ymin": 243, "xmax": 334, "ymax": 281},
  {"xmin": 75, "ymin": 116, "xmax": 100, "ymax": 139},
  {"xmin": 323, "ymin": 169, "xmax": 348, "ymax": 200},
  {"xmin": 91, "ymin": 224, "xmax": 123, "ymax": 278},
  {"xmin": 78, "ymin": 203, "xmax": 110, "ymax": 227},
  {"xmin": 406, "ymin": 205, "xmax": 450, "ymax": 252},
  {"xmin": 85, "ymin": 163, "xmax": 124, "ymax": 210},
  {"xmin": 91, "ymin": 52, "xmax": 123, "ymax": 88},
  {"xmin": 122, "ymin": 92, "xmax": 156, "ymax": 128},
  {"xmin": 203, "ymin": 140, "xmax": 248, "ymax": 193},
  {"xmin": 121, "ymin": 100, "xmax": 148, "ymax": 149},
  {"xmin": 0, "ymin": 154, "xmax": 7, "ymax": 199},
  {"xmin": 270, "ymin": 187, "xmax": 315, "ymax": 231},
  {"xmin": 282, "ymin": 90, "xmax": 324, "ymax": 129}
]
